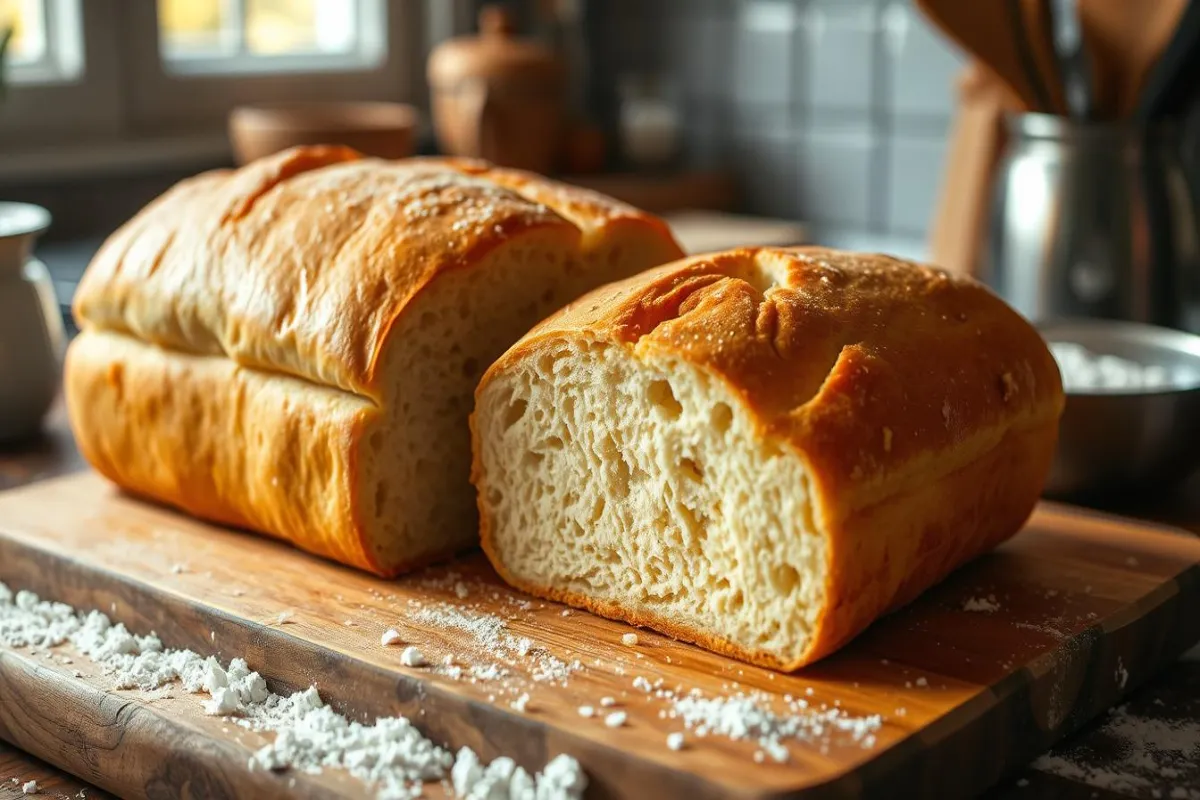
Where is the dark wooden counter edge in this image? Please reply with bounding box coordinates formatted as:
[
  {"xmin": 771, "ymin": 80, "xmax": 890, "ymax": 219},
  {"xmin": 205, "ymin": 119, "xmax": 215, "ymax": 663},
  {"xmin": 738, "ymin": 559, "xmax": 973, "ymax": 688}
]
[
  {"xmin": 0, "ymin": 648, "xmax": 341, "ymax": 800},
  {"xmin": 3, "ymin": 407, "xmax": 1200, "ymax": 799}
]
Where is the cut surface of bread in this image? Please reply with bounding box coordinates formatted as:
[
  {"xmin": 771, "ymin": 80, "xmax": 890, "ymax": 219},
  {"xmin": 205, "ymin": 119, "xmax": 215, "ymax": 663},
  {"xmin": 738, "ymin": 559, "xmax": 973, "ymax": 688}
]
[
  {"xmin": 66, "ymin": 145, "xmax": 684, "ymax": 575},
  {"xmin": 472, "ymin": 247, "xmax": 1065, "ymax": 670}
]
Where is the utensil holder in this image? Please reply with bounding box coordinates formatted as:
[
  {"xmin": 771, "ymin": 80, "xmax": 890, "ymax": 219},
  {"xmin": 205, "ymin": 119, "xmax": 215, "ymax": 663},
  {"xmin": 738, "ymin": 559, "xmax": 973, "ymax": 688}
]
[{"xmin": 983, "ymin": 113, "xmax": 1200, "ymax": 332}]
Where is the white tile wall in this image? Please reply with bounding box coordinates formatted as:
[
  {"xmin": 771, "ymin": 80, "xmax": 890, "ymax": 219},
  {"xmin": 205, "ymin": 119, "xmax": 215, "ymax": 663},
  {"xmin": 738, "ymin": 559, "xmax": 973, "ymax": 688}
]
[
  {"xmin": 595, "ymin": 0, "xmax": 972, "ymax": 238},
  {"xmin": 880, "ymin": 1, "xmax": 966, "ymax": 119},
  {"xmin": 804, "ymin": 3, "xmax": 877, "ymax": 114},
  {"xmin": 886, "ymin": 133, "xmax": 951, "ymax": 235},
  {"xmin": 796, "ymin": 127, "xmax": 877, "ymax": 227},
  {"xmin": 734, "ymin": 1, "xmax": 800, "ymax": 108}
]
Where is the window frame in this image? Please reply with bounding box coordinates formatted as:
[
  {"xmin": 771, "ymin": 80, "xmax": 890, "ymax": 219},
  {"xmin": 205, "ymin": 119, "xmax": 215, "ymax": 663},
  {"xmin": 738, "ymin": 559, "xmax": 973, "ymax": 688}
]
[
  {"xmin": 0, "ymin": 0, "xmax": 122, "ymax": 148},
  {"xmin": 122, "ymin": 0, "xmax": 423, "ymax": 133},
  {"xmin": 156, "ymin": 0, "xmax": 387, "ymax": 77},
  {"xmin": 0, "ymin": 0, "xmax": 429, "ymax": 156},
  {"xmin": 4, "ymin": 0, "xmax": 84, "ymax": 82}
]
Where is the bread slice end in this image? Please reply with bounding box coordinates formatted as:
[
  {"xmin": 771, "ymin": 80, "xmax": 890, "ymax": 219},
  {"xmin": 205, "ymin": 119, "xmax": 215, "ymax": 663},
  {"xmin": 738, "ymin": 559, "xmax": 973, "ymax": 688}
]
[{"xmin": 473, "ymin": 334, "xmax": 827, "ymax": 671}]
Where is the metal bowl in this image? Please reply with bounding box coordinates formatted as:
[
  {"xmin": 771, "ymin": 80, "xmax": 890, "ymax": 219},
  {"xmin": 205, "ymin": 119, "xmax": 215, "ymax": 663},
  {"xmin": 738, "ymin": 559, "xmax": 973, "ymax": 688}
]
[{"xmin": 1038, "ymin": 318, "xmax": 1200, "ymax": 500}]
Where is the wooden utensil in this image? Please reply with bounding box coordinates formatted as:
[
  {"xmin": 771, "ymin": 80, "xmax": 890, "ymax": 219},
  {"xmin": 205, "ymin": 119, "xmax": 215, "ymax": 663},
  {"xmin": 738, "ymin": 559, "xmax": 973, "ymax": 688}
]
[
  {"xmin": 916, "ymin": 0, "xmax": 1050, "ymax": 111},
  {"xmin": 1137, "ymin": 0, "xmax": 1200, "ymax": 122},
  {"xmin": 1020, "ymin": 0, "xmax": 1069, "ymax": 115},
  {"xmin": 1078, "ymin": 0, "xmax": 1189, "ymax": 118},
  {"xmin": 929, "ymin": 62, "xmax": 1014, "ymax": 277}
]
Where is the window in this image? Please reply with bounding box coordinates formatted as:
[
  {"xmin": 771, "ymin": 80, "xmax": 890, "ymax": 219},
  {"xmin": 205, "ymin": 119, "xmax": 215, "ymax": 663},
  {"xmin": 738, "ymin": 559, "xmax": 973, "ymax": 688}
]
[
  {"xmin": 156, "ymin": 0, "xmax": 386, "ymax": 76},
  {"xmin": 0, "ymin": 0, "xmax": 83, "ymax": 83},
  {"xmin": 0, "ymin": 0, "xmax": 427, "ymax": 162}
]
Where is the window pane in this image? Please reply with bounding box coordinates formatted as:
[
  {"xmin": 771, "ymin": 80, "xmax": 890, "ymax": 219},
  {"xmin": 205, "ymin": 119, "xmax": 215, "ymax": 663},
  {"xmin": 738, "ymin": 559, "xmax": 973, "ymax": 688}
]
[
  {"xmin": 246, "ymin": 0, "xmax": 355, "ymax": 56},
  {"xmin": 0, "ymin": 0, "xmax": 47, "ymax": 65},
  {"xmin": 158, "ymin": 0, "xmax": 239, "ymax": 58}
]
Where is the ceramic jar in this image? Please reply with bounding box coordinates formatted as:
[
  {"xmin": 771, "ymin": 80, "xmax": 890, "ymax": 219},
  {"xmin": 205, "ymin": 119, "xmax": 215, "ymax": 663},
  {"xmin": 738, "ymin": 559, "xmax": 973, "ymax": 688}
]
[
  {"xmin": 0, "ymin": 203, "xmax": 64, "ymax": 442},
  {"xmin": 427, "ymin": 5, "xmax": 566, "ymax": 174}
]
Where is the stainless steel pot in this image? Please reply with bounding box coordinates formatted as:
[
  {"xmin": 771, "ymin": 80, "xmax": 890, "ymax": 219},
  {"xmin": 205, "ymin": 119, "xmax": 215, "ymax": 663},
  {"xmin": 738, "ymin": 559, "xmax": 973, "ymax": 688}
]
[{"xmin": 983, "ymin": 113, "xmax": 1200, "ymax": 332}]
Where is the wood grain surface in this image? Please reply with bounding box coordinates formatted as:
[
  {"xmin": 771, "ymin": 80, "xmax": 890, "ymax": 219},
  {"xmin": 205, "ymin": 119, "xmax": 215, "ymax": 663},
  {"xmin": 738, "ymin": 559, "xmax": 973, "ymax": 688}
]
[{"xmin": 1, "ymin": 472, "xmax": 1199, "ymax": 799}]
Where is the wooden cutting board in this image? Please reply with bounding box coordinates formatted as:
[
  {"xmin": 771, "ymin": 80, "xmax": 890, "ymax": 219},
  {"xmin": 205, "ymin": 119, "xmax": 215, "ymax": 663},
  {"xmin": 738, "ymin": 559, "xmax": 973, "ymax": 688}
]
[{"xmin": 1, "ymin": 473, "xmax": 1199, "ymax": 800}]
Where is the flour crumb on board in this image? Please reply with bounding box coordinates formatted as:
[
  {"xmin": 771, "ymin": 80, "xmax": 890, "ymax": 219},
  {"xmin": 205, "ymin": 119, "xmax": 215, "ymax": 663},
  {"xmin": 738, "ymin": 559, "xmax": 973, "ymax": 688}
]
[
  {"xmin": 622, "ymin": 633, "xmax": 639, "ymax": 646},
  {"xmin": 667, "ymin": 732, "xmax": 685, "ymax": 751},
  {"xmin": 0, "ymin": 581, "xmax": 588, "ymax": 800},
  {"xmin": 604, "ymin": 711, "xmax": 628, "ymax": 728},
  {"xmin": 380, "ymin": 628, "xmax": 403, "ymax": 647},
  {"xmin": 577, "ymin": 706, "xmax": 594, "ymax": 718},
  {"xmin": 276, "ymin": 611, "xmax": 293, "ymax": 625},
  {"xmin": 170, "ymin": 563, "xmax": 187, "ymax": 574},
  {"xmin": 21, "ymin": 780, "xmax": 37, "ymax": 795},
  {"xmin": 400, "ymin": 646, "xmax": 428, "ymax": 668},
  {"xmin": 510, "ymin": 693, "xmax": 530, "ymax": 713},
  {"xmin": 1116, "ymin": 658, "xmax": 1129, "ymax": 690},
  {"xmin": 963, "ymin": 595, "xmax": 1000, "ymax": 613}
]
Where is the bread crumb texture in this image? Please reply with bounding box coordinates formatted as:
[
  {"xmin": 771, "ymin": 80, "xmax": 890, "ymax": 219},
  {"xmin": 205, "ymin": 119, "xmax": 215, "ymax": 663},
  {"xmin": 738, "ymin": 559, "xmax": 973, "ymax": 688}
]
[{"xmin": 474, "ymin": 246, "xmax": 1064, "ymax": 670}]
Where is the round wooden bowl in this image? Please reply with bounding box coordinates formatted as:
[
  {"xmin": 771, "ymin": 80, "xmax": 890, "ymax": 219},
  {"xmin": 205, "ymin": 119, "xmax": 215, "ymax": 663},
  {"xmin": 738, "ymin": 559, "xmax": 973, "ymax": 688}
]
[{"xmin": 228, "ymin": 102, "xmax": 420, "ymax": 164}]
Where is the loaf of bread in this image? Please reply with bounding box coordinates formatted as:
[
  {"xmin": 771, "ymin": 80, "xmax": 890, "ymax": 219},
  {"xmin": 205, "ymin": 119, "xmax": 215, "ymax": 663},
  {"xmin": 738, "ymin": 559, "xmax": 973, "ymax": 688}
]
[
  {"xmin": 66, "ymin": 145, "xmax": 684, "ymax": 576},
  {"xmin": 471, "ymin": 247, "xmax": 1064, "ymax": 670}
]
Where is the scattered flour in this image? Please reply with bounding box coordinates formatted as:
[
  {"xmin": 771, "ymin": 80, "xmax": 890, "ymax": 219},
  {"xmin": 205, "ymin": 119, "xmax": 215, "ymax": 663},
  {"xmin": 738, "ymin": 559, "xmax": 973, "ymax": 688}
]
[
  {"xmin": 671, "ymin": 691, "xmax": 882, "ymax": 763},
  {"xmin": 666, "ymin": 732, "xmax": 685, "ymax": 751},
  {"xmin": 1034, "ymin": 704, "xmax": 1200, "ymax": 798},
  {"xmin": 22, "ymin": 780, "xmax": 38, "ymax": 795},
  {"xmin": 0, "ymin": 582, "xmax": 586, "ymax": 800},
  {"xmin": 407, "ymin": 602, "xmax": 581, "ymax": 687},
  {"xmin": 963, "ymin": 596, "xmax": 1000, "ymax": 613},
  {"xmin": 1049, "ymin": 341, "xmax": 1200, "ymax": 393},
  {"xmin": 381, "ymin": 629, "xmax": 403, "ymax": 647},
  {"xmin": 621, "ymin": 633, "xmax": 638, "ymax": 646}
]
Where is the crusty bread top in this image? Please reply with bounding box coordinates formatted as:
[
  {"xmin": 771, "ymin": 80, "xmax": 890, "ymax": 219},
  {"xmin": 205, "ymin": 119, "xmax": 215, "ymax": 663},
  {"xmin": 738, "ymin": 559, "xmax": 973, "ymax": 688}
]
[
  {"xmin": 73, "ymin": 145, "xmax": 679, "ymax": 401},
  {"xmin": 481, "ymin": 246, "xmax": 1065, "ymax": 510}
]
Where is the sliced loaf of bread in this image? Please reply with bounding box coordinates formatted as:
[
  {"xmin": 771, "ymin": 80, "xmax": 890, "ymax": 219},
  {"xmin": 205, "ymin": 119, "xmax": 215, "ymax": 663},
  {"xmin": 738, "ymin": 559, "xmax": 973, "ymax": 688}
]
[{"xmin": 471, "ymin": 247, "xmax": 1064, "ymax": 669}]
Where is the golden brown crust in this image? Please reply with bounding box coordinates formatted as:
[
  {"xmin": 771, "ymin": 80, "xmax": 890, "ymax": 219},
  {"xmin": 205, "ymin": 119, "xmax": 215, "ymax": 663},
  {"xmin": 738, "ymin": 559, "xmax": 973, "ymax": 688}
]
[
  {"xmin": 66, "ymin": 329, "xmax": 387, "ymax": 573},
  {"xmin": 473, "ymin": 246, "xmax": 1065, "ymax": 669},
  {"xmin": 72, "ymin": 145, "xmax": 676, "ymax": 400}
]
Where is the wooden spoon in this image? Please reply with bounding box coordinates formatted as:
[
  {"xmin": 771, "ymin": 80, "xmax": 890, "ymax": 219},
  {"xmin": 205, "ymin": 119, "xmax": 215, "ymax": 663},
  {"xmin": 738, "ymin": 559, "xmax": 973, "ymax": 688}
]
[
  {"xmin": 1137, "ymin": 0, "xmax": 1200, "ymax": 122},
  {"xmin": 915, "ymin": 0, "xmax": 1051, "ymax": 111},
  {"xmin": 1077, "ymin": 0, "xmax": 1188, "ymax": 118},
  {"xmin": 1020, "ymin": 0, "xmax": 1068, "ymax": 115},
  {"xmin": 928, "ymin": 62, "xmax": 1016, "ymax": 278}
]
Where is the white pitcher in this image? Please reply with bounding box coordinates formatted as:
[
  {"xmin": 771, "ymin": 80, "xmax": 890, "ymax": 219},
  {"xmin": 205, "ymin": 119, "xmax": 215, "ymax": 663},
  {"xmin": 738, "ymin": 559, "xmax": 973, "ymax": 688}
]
[{"xmin": 0, "ymin": 202, "xmax": 64, "ymax": 442}]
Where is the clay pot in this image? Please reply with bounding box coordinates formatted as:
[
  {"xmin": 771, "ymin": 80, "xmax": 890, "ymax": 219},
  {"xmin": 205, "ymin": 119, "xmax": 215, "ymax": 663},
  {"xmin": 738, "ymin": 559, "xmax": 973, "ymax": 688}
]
[{"xmin": 427, "ymin": 6, "xmax": 566, "ymax": 174}]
